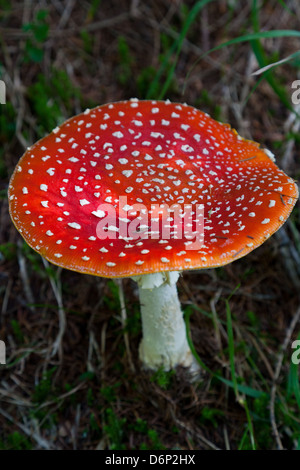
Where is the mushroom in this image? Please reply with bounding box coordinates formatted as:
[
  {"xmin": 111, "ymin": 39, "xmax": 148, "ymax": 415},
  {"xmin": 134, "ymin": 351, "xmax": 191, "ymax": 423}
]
[{"xmin": 8, "ymin": 99, "xmax": 298, "ymax": 371}]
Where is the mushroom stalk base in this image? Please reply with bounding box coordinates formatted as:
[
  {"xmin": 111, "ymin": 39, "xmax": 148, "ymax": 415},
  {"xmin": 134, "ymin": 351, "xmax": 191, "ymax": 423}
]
[{"xmin": 133, "ymin": 272, "xmax": 195, "ymax": 371}]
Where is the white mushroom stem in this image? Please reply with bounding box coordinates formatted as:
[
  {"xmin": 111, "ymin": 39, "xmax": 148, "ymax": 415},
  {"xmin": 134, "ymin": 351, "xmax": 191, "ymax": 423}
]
[{"xmin": 132, "ymin": 271, "xmax": 195, "ymax": 371}]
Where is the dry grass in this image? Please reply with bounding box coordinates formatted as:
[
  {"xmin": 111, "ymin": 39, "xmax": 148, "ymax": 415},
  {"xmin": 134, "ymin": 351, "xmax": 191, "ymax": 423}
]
[{"xmin": 0, "ymin": 0, "xmax": 300, "ymax": 450}]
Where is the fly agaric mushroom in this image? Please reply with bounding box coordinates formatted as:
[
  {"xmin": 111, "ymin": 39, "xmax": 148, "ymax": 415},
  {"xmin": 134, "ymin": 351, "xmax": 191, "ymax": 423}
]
[{"xmin": 8, "ymin": 99, "xmax": 298, "ymax": 371}]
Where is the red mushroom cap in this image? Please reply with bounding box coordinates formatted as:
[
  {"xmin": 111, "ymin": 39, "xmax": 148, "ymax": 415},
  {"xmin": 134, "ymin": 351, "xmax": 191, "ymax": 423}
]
[{"xmin": 8, "ymin": 99, "xmax": 298, "ymax": 277}]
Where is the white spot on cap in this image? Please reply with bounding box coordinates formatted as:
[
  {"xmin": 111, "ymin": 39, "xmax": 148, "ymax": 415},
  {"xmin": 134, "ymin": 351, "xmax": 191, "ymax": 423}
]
[
  {"xmin": 113, "ymin": 131, "xmax": 124, "ymax": 138},
  {"xmin": 68, "ymin": 222, "xmax": 81, "ymax": 229},
  {"xmin": 40, "ymin": 184, "xmax": 48, "ymax": 192},
  {"xmin": 92, "ymin": 210, "xmax": 105, "ymax": 218},
  {"xmin": 80, "ymin": 199, "xmax": 90, "ymax": 206},
  {"xmin": 151, "ymin": 132, "xmax": 164, "ymax": 138},
  {"xmin": 181, "ymin": 144, "xmax": 194, "ymax": 153}
]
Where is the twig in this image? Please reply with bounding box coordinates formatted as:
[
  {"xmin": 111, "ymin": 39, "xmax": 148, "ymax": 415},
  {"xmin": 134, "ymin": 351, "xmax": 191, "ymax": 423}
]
[
  {"xmin": 115, "ymin": 279, "xmax": 136, "ymax": 372},
  {"xmin": 42, "ymin": 259, "xmax": 66, "ymax": 359},
  {"xmin": 39, "ymin": 382, "xmax": 86, "ymax": 408},
  {"xmin": 17, "ymin": 240, "xmax": 35, "ymax": 312},
  {"xmin": 100, "ymin": 321, "xmax": 108, "ymax": 382},
  {"xmin": 245, "ymin": 332, "xmax": 274, "ymax": 380},
  {"xmin": 71, "ymin": 403, "xmax": 81, "ymax": 450},
  {"xmin": 1, "ymin": 277, "xmax": 13, "ymax": 316},
  {"xmin": 282, "ymin": 97, "xmax": 300, "ymax": 172},
  {"xmin": 87, "ymin": 329, "xmax": 102, "ymax": 372},
  {"xmin": 0, "ymin": 407, "xmax": 54, "ymax": 449},
  {"xmin": 210, "ymin": 288, "xmax": 227, "ymax": 362},
  {"xmin": 275, "ymin": 225, "xmax": 300, "ymax": 289},
  {"xmin": 0, "ymin": 12, "xmax": 131, "ymax": 38},
  {"xmin": 57, "ymin": 0, "xmax": 76, "ymax": 29},
  {"xmin": 223, "ymin": 424, "xmax": 231, "ymax": 450},
  {"xmin": 169, "ymin": 409, "xmax": 221, "ymax": 450}
]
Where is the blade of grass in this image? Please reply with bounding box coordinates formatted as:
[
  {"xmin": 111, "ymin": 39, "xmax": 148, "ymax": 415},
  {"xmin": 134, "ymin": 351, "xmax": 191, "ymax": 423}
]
[
  {"xmin": 195, "ymin": 30, "xmax": 300, "ymax": 57},
  {"xmin": 243, "ymin": 72, "xmax": 265, "ymax": 107},
  {"xmin": 183, "ymin": 29, "xmax": 300, "ymax": 99},
  {"xmin": 147, "ymin": 0, "xmax": 215, "ymax": 100},
  {"xmin": 243, "ymin": 398, "xmax": 256, "ymax": 450},
  {"xmin": 250, "ymin": 0, "xmax": 294, "ymax": 113},
  {"xmin": 274, "ymin": 0, "xmax": 296, "ymax": 16},
  {"xmin": 184, "ymin": 308, "xmax": 266, "ymax": 399},
  {"xmin": 226, "ymin": 289, "xmax": 255, "ymax": 448},
  {"xmin": 186, "ymin": 283, "xmax": 256, "ymax": 449},
  {"xmin": 225, "ymin": 297, "xmax": 240, "ymax": 402},
  {"xmin": 238, "ymin": 426, "xmax": 251, "ymax": 450}
]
